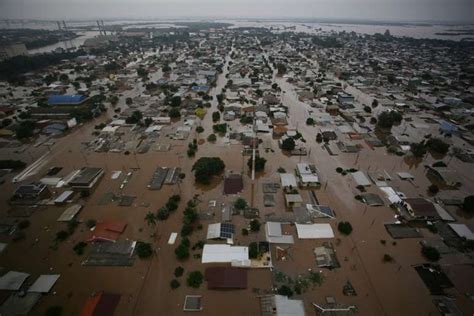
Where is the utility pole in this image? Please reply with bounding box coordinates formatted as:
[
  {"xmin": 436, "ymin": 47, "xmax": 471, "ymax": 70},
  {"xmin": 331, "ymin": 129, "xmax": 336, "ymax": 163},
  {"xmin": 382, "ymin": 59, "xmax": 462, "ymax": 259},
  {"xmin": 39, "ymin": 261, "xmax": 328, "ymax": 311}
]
[{"xmin": 250, "ymin": 116, "xmax": 256, "ymax": 208}]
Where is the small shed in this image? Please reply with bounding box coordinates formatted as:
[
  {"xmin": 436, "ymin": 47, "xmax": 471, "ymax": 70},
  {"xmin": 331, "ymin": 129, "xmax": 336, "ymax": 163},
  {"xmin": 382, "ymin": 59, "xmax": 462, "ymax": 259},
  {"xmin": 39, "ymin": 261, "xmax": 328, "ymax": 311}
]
[{"xmin": 285, "ymin": 193, "xmax": 303, "ymax": 208}]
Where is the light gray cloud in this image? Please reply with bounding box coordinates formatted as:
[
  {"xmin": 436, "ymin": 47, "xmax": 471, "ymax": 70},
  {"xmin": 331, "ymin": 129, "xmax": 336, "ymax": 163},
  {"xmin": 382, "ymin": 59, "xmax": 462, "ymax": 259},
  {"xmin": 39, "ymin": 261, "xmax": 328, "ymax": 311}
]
[{"xmin": 0, "ymin": 0, "xmax": 472, "ymax": 22}]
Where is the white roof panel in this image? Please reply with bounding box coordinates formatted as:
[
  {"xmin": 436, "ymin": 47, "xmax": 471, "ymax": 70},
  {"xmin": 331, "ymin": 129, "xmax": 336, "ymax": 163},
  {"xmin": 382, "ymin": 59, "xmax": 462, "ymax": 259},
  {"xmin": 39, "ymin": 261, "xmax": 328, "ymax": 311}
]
[
  {"xmin": 168, "ymin": 232, "xmax": 178, "ymax": 245},
  {"xmin": 352, "ymin": 171, "xmax": 371, "ymax": 186},
  {"xmin": 265, "ymin": 222, "xmax": 294, "ymax": 244},
  {"xmin": 274, "ymin": 295, "xmax": 306, "ymax": 316},
  {"xmin": 201, "ymin": 244, "xmax": 248, "ymax": 263},
  {"xmin": 379, "ymin": 186, "xmax": 402, "ymax": 204},
  {"xmin": 448, "ymin": 224, "xmax": 474, "ymax": 240},
  {"xmin": 0, "ymin": 271, "xmax": 29, "ymax": 290},
  {"xmin": 28, "ymin": 274, "xmax": 60, "ymax": 293},
  {"xmin": 266, "ymin": 222, "xmax": 282, "ymax": 236},
  {"xmin": 206, "ymin": 223, "xmax": 221, "ymax": 239},
  {"xmin": 397, "ymin": 172, "xmax": 415, "ymax": 180},
  {"xmin": 54, "ymin": 190, "xmax": 74, "ymax": 203},
  {"xmin": 57, "ymin": 204, "xmax": 82, "ymax": 222},
  {"xmin": 296, "ymin": 223, "xmax": 334, "ymax": 239},
  {"xmin": 301, "ymin": 174, "xmax": 319, "ymax": 183},
  {"xmin": 280, "ymin": 173, "xmax": 297, "ymax": 188}
]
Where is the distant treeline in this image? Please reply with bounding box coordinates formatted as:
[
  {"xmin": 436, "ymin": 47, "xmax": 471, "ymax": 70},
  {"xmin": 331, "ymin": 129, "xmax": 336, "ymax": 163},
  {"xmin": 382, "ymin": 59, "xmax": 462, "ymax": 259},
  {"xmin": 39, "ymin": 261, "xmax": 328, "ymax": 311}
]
[
  {"xmin": 25, "ymin": 34, "xmax": 77, "ymax": 49},
  {"xmin": 0, "ymin": 28, "xmax": 76, "ymax": 48},
  {"xmin": 0, "ymin": 160, "xmax": 26, "ymax": 170},
  {"xmin": 0, "ymin": 50, "xmax": 85, "ymax": 84}
]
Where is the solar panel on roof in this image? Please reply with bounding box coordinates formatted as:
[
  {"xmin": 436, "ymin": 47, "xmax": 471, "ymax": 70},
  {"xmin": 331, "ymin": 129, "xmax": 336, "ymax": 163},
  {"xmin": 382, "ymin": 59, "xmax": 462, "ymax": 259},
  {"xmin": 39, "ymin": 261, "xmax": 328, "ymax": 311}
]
[{"xmin": 220, "ymin": 223, "xmax": 234, "ymax": 238}]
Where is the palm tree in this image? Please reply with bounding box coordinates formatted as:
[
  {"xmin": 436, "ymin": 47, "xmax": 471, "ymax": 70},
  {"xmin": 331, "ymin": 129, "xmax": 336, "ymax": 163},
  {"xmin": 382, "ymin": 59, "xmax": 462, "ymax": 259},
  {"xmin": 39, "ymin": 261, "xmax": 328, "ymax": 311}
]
[{"xmin": 145, "ymin": 212, "xmax": 156, "ymax": 227}]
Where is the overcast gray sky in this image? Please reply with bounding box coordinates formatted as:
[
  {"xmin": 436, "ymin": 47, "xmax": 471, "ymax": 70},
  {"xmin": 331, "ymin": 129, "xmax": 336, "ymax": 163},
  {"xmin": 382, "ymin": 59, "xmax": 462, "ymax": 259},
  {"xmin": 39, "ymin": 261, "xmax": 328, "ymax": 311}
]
[{"xmin": 0, "ymin": 0, "xmax": 473, "ymax": 22}]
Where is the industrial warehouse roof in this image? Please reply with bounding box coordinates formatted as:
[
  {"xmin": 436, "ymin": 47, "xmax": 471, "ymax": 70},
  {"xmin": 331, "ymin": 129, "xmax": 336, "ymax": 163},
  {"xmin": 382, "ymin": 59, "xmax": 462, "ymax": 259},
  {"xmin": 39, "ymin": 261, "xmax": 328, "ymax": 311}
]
[{"xmin": 48, "ymin": 94, "xmax": 87, "ymax": 105}]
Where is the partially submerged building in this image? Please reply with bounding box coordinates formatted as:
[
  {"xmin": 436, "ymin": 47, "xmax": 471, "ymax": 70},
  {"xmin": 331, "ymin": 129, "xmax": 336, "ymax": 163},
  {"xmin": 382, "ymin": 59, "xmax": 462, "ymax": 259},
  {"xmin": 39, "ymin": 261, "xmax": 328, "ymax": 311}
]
[
  {"xmin": 295, "ymin": 163, "xmax": 320, "ymax": 188},
  {"xmin": 68, "ymin": 167, "xmax": 104, "ymax": 192},
  {"xmin": 206, "ymin": 223, "xmax": 235, "ymax": 241},
  {"xmin": 260, "ymin": 295, "xmax": 305, "ymax": 316},
  {"xmin": 10, "ymin": 182, "xmax": 50, "ymax": 205}
]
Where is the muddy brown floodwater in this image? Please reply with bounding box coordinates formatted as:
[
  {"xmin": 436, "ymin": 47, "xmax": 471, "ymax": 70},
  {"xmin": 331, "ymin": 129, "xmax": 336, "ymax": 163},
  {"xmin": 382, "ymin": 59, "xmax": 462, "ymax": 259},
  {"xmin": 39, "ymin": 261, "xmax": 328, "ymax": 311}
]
[{"xmin": 1, "ymin": 41, "xmax": 473, "ymax": 316}]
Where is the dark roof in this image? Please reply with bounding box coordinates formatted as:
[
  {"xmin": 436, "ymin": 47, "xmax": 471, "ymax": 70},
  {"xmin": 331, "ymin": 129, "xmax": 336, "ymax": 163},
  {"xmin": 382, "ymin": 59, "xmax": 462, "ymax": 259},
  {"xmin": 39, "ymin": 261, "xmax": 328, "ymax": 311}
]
[
  {"xmin": 405, "ymin": 198, "xmax": 439, "ymax": 219},
  {"xmin": 14, "ymin": 182, "xmax": 47, "ymax": 197},
  {"xmin": 220, "ymin": 223, "xmax": 234, "ymax": 239},
  {"xmin": 48, "ymin": 94, "xmax": 86, "ymax": 105},
  {"xmin": 414, "ymin": 264, "xmax": 453, "ymax": 295},
  {"xmin": 69, "ymin": 167, "xmax": 103, "ymax": 186},
  {"xmin": 205, "ymin": 267, "xmax": 247, "ymax": 289},
  {"xmin": 224, "ymin": 174, "xmax": 243, "ymax": 195}
]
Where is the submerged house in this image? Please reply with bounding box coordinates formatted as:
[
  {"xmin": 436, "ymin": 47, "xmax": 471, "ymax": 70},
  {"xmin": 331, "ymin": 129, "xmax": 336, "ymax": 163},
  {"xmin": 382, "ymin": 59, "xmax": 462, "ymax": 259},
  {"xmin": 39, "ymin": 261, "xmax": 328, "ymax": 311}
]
[
  {"xmin": 426, "ymin": 166, "xmax": 461, "ymax": 187},
  {"xmin": 400, "ymin": 198, "xmax": 441, "ymax": 221},
  {"xmin": 11, "ymin": 182, "xmax": 50, "ymax": 205},
  {"xmin": 296, "ymin": 163, "xmax": 320, "ymax": 187}
]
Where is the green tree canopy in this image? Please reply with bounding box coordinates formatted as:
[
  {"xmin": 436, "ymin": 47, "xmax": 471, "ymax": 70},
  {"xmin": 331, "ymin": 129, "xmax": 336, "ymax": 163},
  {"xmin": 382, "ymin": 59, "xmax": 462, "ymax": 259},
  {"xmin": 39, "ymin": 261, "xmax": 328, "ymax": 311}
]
[
  {"xmin": 192, "ymin": 157, "xmax": 225, "ymax": 184},
  {"xmin": 281, "ymin": 138, "xmax": 296, "ymax": 151}
]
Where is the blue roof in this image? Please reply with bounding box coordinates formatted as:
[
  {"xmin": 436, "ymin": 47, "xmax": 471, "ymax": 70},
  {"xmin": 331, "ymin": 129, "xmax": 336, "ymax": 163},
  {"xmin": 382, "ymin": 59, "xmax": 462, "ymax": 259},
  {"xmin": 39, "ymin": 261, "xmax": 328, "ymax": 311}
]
[
  {"xmin": 440, "ymin": 120, "xmax": 458, "ymax": 132},
  {"xmin": 48, "ymin": 94, "xmax": 86, "ymax": 105},
  {"xmin": 43, "ymin": 123, "xmax": 67, "ymax": 134},
  {"xmin": 191, "ymin": 85, "xmax": 209, "ymax": 92}
]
